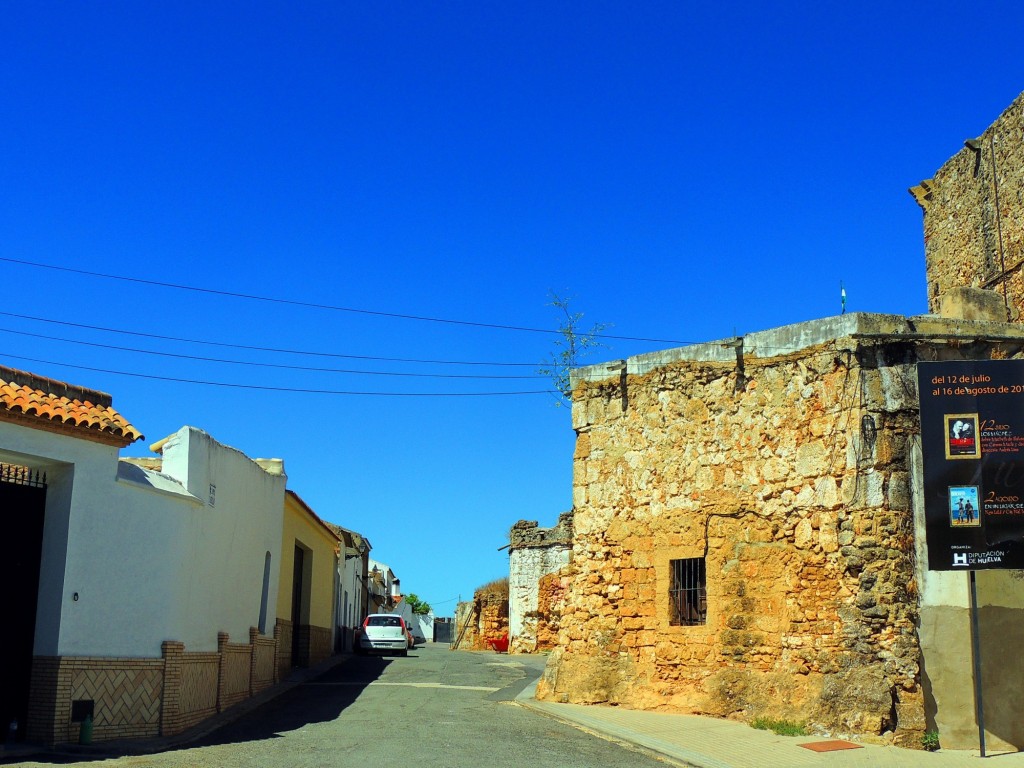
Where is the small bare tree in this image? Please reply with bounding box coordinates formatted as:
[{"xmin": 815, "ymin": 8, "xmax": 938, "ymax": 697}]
[{"xmin": 537, "ymin": 292, "xmax": 610, "ymax": 406}]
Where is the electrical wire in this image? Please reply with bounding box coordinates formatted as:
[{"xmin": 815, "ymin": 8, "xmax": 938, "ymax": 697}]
[
  {"xmin": 0, "ymin": 308, "xmax": 837, "ymax": 366},
  {"xmin": 0, "ymin": 310, "xmax": 538, "ymax": 367},
  {"xmin": 0, "ymin": 352, "xmax": 556, "ymax": 397},
  {"xmin": 0, "ymin": 327, "xmax": 545, "ymax": 380},
  {"xmin": 0, "ymin": 309, "xmax": 862, "ymax": 392},
  {"xmin": 0, "ymin": 257, "xmax": 691, "ymax": 345}
]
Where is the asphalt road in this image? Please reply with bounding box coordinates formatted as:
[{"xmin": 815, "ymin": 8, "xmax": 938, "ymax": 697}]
[{"xmin": 11, "ymin": 644, "xmax": 672, "ymax": 768}]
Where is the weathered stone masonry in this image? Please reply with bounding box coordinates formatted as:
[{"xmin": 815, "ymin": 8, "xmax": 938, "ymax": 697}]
[
  {"xmin": 508, "ymin": 512, "xmax": 573, "ymax": 653},
  {"xmin": 913, "ymin": 91, "xmax": 1024, "ymax": 321},
  {"xmin": 536, "ymin": 312, "xmax": 1024, "ymax": 746},
  {"xmin": 454, "ymin": 579, "xmax": 509, "ymax": 651}
]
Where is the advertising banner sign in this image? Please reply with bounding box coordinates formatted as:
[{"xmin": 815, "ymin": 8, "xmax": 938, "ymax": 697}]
[{"xmin": 918, "ymin": 360, "xmax": 1024, "ymax": 570}]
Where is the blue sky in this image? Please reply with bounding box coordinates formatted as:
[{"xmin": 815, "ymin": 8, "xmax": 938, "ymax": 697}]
[{"xmin": 2, "ymin": 3, "xmax": 1023, "ymax": 614}]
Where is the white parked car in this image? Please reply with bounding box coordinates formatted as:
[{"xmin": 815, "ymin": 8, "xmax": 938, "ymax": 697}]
[{"xmin": 354, "ymin": 614, "xmax": 410, "ymax": 656}]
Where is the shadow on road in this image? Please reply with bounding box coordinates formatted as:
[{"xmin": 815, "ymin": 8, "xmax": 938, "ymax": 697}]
[
  {"xmin": 192, "ymin": 654, "xmax": 392, "ymax": 748},
  {"xmin": 2, "ymin": 654, "xmax": 392, "ymax": 765}
]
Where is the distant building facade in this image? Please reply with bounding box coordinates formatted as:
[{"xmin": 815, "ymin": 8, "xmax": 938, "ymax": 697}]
[
  {"xmin": 0, "ymin": 366, "xmax": 288, "ymax": 745},
  {"xmin": 276, "ymin": 490, "xmax": 341, "ymax": 675}
]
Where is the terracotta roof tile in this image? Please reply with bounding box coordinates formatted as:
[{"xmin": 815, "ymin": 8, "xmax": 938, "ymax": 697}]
[{"xmin": 0, "ymin": 364, "xmax": 143, "ymax": 446}]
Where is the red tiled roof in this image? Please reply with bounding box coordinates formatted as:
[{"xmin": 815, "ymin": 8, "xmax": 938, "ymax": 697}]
[{"xmin": 0, "ymin": 364, "xmax": 143, "ymax": 446}]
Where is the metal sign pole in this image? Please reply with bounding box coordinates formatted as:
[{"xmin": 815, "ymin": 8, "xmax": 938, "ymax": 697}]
[{"xmin": 969, "ymin": 570, "xmax": 987, "ymax": 758}]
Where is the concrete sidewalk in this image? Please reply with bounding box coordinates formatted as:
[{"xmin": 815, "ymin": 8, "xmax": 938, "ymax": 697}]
[{"xmin": 514, "ymin": 680, "xmax": 1023, "ymax": 768}]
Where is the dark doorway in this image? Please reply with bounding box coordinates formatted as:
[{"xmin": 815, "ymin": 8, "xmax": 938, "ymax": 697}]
[
  {"xmin": 290, "ymin": 544, "xmax": 305, "ymax": 666},
  {"xmin": 0, "ymin": 465, "xmax": 47, "ymax": 741},
  {"xmin": 434, "ymin": 618, "xmax": 454, "ymax": 644}
]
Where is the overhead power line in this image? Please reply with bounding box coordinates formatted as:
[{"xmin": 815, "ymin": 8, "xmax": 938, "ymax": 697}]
[
  {"xmin": 0, "ymin": 327, "xmax": 545, "ymax": 380},
  {"xmin": 0, "ymin": 257, "xmax": 690, "ymax": 345},
  {"xmin": 0, "ymin": 310, "xmax": 538, "ymax": 367},
  {"xmin": 0, "ymin": 309, "xmax": 852, "ymax": 375},
  {"xmin": 0, "ymin": 353, "xmax": 556, "ymax": 397},
  {"xmin": 424, "ymin": 596, "xmax": 459, "ymax": 606},
  {"xmin": 0, "ymin": 310, "xmax": 854, "ymax": 386}
]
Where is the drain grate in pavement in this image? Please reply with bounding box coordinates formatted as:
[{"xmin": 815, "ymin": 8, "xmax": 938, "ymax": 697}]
[{"xmin": 799, "ymin": 740, "xmax": 863, "ymax": 752}]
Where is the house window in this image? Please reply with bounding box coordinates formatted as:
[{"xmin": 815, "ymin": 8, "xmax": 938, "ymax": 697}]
[{"xmin": 669, "ymin": 557, "xmax": 706, "ymax": 626}]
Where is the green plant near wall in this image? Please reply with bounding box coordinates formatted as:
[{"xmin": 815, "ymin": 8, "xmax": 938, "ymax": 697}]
[
  {"xmin": 404, "ymin": 593, "xmax": 432, "ymax": 615},
  {"xmin": 922, "ymin": 731, "xmax": 941, "ymax": 752},
  {"xmin": 750, "ymin": 717, "xmax": 808, "ymax": 736},
  {"xmin": 537, "ymin": 292, "xmax": 611, "ymax": 407}
]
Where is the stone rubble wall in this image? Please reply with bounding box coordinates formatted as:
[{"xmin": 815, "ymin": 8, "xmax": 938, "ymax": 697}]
[
  {"xmin": 455, "ymin": 587, "xmax": 509, "ymax": 651},
  {"xmin": 476, "ymin": 596, "xmax": 509, "ymax": 650},
  {"xmin": 531, "ymin": 90, "xmax": 1024, "ymax": 751},
  {"xmin": 509, "ymin": 512, "xmax": 573, "ymax": 548},
  {"xmin": 914, "ymin": 91, "xmax": 1024, "ymax": 320},
  {"xmin": 534, "ymin": 570, "xmax": 571, "ymax": 651},
  {"xmin": 539, "ymin": 338, "xmax": 930, "ymax": 745},
  {"xmin": 508, "ymin": 513, "xmax": 573, "ymax": 653},
  {"xmin": 454, "ymin": 601, "xmax": 480, "ymax": 649}
]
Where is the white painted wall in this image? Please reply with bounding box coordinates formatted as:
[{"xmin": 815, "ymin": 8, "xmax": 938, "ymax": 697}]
[
  {"xmin": 342, "ymin": 551, "xmax": 364, "ymax": 623},
  {"xmin": 151, "ymin": 427, "xmax": 285, "ymax": 652},
  {"xmin": 367, "ymin": 557, "xmax": 394, "ymax": 610},
  {"xmin": 409, "ymin": 613, "xmax": 433, "ymax": 642},
  {"xmin": 2, "ymin": 422, "xmax": 286, "ymax": 657},
  {"xmin": 337, "ymin": 542, "xmax": 366, "ymax": 649},
  {"xmin": 392, "ymin": 599, "xmax": 413, "ymax": 625},
  {"xmin": 0, "ymin": 421, "xmax": 120, "ymax": 656},
  {"xmin": 390, "ymin": 599, "xmax": 432, "ymax": 642},
  {"xmin": 508, "ymin": 545, "xmax": 569, "ymax": 639},
  {"xmin": 368, "ymin": 558, "xmax": 396, "ymax": 597},
  {"xmin": 57, "ymin": 461, "xmax": 202, "ymax": 656}
]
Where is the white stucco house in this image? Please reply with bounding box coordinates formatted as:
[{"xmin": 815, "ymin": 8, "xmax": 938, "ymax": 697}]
[
  {"xmin": 367, "ymin": 558, "xmax": 398, "ymax": 613},
  {"xmin": 327, "ymin": 523, "xmax": 371, "ymax": 651},
  {"xmin": 392, "ymin": 598, "xmax": 434, "ymax": 644},
  {"xmin": 0, "ymin": 365, "xmax": 287, "ymax": 744}
]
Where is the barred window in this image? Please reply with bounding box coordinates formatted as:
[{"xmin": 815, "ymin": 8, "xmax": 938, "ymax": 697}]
[{"xmin": 669, "ymin": 557, "xmax": 707, "ymax": 626}]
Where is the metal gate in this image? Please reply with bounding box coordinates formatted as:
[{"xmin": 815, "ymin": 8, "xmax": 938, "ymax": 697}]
[
  {"xmin": 1, "ymin": 462, "xmax": 48, "ymax": 741},
  {"xmin": 0, "ymin": 463, "xmax": 47, "ymax": 488},
  {"xmin": 433, "ymin": 618, "xmax": 454, "ymax": 644}
]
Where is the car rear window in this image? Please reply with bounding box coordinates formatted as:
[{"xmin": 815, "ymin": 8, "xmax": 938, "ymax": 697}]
[{"xmin": 367, "ymin": 616, "xmax": 402, "ymax": 627}]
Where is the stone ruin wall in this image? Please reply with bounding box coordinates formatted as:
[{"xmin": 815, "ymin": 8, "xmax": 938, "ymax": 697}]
[
  {"xmin": 537, "ymin": 338, "xmax": 929, "ymax": 745},
  {"xmin": 535, "ymin": 570, "xmax": 571, "ymax": 651},
  {"xmin": 508, "ymin": 513, "xmax": 573, "ymax": 654},
  {"xmin": 455, "ymin": 584, "xmax": 509, "ymax": 651},
  {"xmin": 454, "ymin": 600, "xmax": 480, "ymax": 649},
  {"xmin": 477, "ymin": 595, "xmax": 508, "ymax": 649},
  {"xmin": 914, "ymin": 91, "xmax": 1024, "ymax": 320}
]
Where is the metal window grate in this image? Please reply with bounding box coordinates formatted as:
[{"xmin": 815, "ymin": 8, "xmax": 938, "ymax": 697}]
[
  {"xmin": 0, "ymin": 463, "xmax": 47, "ymax": 488},
  {"xmin": 669, "ymin": 557, "xmax": 707, "ymax": 626}
]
